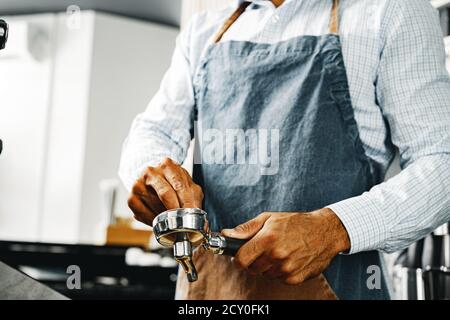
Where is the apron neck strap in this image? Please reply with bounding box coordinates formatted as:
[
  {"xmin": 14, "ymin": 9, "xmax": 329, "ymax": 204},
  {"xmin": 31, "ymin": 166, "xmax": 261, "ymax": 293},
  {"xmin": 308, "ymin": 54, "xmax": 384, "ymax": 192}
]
[
  {"xmin": 213, "ymin": 1, "xmax": 252, "ymax": 43},
  {"xmin": 213, "ymin": 0, "xmax": 340, "ymax": 44},
  {"xmin": 329, "ymin": 0, "xmax": 340, "ymax": 35}
]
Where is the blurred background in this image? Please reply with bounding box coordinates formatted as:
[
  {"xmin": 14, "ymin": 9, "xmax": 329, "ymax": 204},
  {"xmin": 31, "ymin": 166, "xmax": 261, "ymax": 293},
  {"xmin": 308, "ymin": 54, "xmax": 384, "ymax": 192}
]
[{"xmin": 0, "ymin": 0, "xmax": 449, "ymax": 300}]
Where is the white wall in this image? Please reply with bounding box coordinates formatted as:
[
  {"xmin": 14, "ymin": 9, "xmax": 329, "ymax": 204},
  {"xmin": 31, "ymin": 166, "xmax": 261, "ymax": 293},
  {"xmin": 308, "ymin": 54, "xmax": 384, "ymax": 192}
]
[
  {"xmin": 40, "ymin": 12, "xmax": 96, "ymax": 243},
  {"xmin": 0, "ymin": 11, "xmax": 178, "ymax": 244},
  {"xmin": 0, "ymin": 14, "xmax": 55, "ymax": 241},
  {"xmin": 79, "ymin": 13, "xmax": 178, "ymax": 243}
]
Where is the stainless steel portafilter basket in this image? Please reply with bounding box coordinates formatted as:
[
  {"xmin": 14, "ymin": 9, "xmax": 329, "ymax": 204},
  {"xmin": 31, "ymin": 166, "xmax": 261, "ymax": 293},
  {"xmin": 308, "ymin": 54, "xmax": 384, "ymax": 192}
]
[{"xmin": 152, "ymin": 208, "xmax": 246, "ymax": 282}]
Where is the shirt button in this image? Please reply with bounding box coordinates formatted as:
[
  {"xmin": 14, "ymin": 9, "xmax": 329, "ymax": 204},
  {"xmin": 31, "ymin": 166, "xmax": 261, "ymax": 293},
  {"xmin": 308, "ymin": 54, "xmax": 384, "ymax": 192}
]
[{"xmin": 272, "ymin": 14, "xmax": 280, "ymax": 23}]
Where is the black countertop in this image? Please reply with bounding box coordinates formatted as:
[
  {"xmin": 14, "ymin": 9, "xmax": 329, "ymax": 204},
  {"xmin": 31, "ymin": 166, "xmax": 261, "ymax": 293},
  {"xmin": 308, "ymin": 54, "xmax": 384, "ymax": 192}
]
[{"xmin": 0, "ymin": 240, "xmax": 177, "ymax": 300}]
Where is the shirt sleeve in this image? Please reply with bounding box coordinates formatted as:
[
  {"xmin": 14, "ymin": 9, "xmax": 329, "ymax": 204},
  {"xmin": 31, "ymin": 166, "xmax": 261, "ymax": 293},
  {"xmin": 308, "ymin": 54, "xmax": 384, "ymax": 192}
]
[
  {"xmin": 118, "ymin": 20, "xmax": 196, "ymax": 191},
  {"xmin": 328, "ymin": 0, "xmax": 450, "ymax": 254}
]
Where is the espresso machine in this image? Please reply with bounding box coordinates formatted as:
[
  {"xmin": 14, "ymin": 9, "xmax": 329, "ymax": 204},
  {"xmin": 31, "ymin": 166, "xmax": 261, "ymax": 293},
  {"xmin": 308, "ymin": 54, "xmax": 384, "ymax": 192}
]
[
  {"xmin": 394, "ymin": 222, "xmax": 450, "ymax": 300},
  {"xmin": 422, "ymin": 223, "xmax": 450, "ymax": 299},
  {"xmin": 0, "ymin": 19, "xmax": 8, "ymax": 156},
  {"xmin": 0, "ymin": 19, "xmax": 7, "ymax": 50}
]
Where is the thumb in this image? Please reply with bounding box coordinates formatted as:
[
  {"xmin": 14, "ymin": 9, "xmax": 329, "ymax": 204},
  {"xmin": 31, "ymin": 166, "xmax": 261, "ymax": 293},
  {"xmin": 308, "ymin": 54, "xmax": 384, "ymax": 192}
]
[{"xmin": 222, "ymin": 212, "xmax": 272, "ymax": 240}]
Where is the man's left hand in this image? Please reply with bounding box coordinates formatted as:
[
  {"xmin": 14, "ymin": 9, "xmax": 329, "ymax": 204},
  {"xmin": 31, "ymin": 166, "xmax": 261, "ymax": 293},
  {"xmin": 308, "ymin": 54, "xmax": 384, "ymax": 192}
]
[{"xmin": 221, "ymin": 209, "xmax": 350, "ymax": 285}]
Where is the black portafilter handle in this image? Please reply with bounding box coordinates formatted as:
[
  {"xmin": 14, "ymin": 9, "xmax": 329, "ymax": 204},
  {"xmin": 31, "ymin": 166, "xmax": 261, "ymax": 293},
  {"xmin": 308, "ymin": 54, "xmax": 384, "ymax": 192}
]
[{"xmin": 221, "ymin": 237, "xmax": 247, "ymax": 257}]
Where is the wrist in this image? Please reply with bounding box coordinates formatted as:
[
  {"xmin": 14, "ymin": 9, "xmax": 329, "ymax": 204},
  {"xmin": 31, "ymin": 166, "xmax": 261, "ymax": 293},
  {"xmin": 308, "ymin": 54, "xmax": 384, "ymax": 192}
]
[{"xmin": 318, "ymin": 208, "xmax": 351, "ymax": 254}]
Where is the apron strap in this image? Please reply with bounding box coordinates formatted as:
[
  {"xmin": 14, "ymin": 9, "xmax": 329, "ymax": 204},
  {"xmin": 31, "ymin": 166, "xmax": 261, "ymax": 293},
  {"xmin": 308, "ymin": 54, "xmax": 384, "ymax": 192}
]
[
  {"xmin": 213, "ymin": 0, "xmax": 339, "ymax": 44},
  {"xmin": 329, "ymin": 0, "xmax": 340, "ymax": 35},
  {"xmin": 213, "ymin": 1, "xmax": 252, "ymax": 43}
]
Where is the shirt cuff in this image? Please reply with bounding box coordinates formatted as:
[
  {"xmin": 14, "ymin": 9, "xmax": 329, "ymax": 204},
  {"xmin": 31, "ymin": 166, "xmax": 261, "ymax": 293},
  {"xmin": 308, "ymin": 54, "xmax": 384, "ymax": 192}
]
[{"xmin": 327, "ymin": 193, "xmax": 388, "ymax": 254}]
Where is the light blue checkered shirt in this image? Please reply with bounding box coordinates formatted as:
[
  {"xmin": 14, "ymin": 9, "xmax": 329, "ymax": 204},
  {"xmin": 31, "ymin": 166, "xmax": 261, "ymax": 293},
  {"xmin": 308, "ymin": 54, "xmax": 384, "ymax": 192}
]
[{"xmin": 119, "ymin": 0, "xmax": 450, "ymax": 254}]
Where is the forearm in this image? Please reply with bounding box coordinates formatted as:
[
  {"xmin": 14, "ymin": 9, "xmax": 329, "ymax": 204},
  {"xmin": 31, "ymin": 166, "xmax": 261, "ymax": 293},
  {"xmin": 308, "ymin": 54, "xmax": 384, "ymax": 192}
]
[
  {"xmin": 119, "ymin": 27, "xmax": 196, "ymax": 192},
  {"xmin": 118, "ymin": 114, "xmax": 191, "ymax": 191}
]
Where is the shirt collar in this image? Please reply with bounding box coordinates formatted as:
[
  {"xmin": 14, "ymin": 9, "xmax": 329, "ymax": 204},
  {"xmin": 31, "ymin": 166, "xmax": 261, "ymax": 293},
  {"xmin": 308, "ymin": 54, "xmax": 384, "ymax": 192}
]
[
  {"xmin": 235, "ymin": 0, "xmax": 289, "ymax": 7},
  {"xmin": 236, "ymin": 0, "xmax": 269, "ymax": 3}
]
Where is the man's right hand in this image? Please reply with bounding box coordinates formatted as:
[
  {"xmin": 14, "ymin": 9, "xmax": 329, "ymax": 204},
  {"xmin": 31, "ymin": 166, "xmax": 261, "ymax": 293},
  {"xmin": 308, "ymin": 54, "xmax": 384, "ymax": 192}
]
[{"xmin": 128, "ymin": 157, "xmax": 204, "ymax": 226}]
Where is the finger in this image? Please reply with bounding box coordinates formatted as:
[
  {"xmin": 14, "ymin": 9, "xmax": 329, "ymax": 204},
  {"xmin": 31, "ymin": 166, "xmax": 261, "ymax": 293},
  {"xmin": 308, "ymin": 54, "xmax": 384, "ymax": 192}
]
[
  {"xmin": 188, "ymin": 183, "xmax": 204, "ymax": 208},
  {"xmin": 144, "ymin": 187, "xmax": 167, "ymax": 214},
  {"xmin": 133, "ymin": 180, "xmax": 166, "ymax": 214},
  {"xmin": 180, "ymin": 167, "xmax": 204, "ymax": 208},
  {"xmin": 145, "ymin": 167, "xmax": 180, "ymax": 209},
  {"xmin": 159, "ymin": 158, "xmax": 194, "ymax": 207},
  {"xmin": 222, "ymin": 212, "xmax": 272, "ymax": 240},
  {"xmin": 248, "ymin": 253, "xmax": 273, "ymax": 275},
  {"xmin": 283, "ymin": 271, "xmax": 308, "ymax": 286},
  {"xmin": 127, "ymin": 196, "xmax": 155, "ymax": 225},
  {"xmin": 233, "ymin": 232, "xmax": 267, "ymax": 269}
]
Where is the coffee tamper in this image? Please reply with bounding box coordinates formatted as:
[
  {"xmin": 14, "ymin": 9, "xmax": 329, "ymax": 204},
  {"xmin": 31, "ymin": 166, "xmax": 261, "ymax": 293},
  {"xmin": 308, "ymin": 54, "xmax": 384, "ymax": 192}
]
[{"xmin": 152, "ymin": 208, "xmax": 247, "ymax": 282}]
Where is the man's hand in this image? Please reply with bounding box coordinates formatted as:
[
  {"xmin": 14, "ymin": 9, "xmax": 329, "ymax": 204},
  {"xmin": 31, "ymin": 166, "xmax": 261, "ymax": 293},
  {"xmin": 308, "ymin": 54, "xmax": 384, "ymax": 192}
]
[
  {"xmin": 222, "ymin": 209, "xmax": 350, "ymax": 285},
  {"xmin": 128, "ymin": 157, "xmax": 204, "ymax": 225}
]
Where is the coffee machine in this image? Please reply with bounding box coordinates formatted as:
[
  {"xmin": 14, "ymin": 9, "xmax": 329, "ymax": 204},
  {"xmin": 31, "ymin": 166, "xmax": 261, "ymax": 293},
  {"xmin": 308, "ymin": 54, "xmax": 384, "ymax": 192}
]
[
  {"xmin": 0, "ymin": 19, "xmax": 7, "ymax": 50},
  {"xmin": 0, "ymin": 19, "xmax": 8, "ymax": 155},
  {"xmin": 393, "ymin": 223, "xmax": 450, "ymax": 300}
]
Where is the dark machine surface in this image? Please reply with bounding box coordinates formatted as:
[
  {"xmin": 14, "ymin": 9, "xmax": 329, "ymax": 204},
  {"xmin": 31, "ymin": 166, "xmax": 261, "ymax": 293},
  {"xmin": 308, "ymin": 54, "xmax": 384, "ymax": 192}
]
[{"xmin": 0, "ymin": 241, "xmax": 177, "ymax": 300}]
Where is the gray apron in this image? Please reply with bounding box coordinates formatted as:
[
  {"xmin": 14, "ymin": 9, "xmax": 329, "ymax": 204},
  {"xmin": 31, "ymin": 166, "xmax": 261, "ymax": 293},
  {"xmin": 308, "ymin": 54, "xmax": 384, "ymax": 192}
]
[{"xmin": 177, "ymin": 0, "xmax": 390, "ymax": 300}]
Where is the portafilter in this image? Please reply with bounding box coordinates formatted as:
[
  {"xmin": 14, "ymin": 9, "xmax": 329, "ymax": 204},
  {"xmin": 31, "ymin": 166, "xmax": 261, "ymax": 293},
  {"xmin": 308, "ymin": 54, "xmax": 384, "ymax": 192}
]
[{"xmin": 152, "ymin": 208, "xmax": 247, "ymax": 282}]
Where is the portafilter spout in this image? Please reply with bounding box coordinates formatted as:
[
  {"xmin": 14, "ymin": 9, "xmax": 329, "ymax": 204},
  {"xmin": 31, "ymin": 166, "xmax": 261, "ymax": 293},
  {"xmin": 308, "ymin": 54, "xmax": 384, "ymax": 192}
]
[
  {"xmin": 173, "ymin": 233, "xmax": 198, "ymax": 282},
  {"xmin": 152, "ymin": 208, "xmax": 247, "ymax": 282}
]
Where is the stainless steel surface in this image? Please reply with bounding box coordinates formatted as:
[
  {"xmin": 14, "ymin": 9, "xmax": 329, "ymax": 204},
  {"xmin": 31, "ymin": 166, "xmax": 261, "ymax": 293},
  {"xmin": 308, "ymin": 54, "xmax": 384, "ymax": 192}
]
[
  {"xmin": 434, "ymin": 222, "xmax": 450, "ymax": 236},
  {"xmin": 153, "ymin": 208, "xmax": 209, "ymax": 282},
  {"xmin": 173, "ymin": 237, "xmax": 197, "ymax": 282},
  {"xmin": 444, "ymin": 235, "xmax": 450, "ymax": 268},
  {"xmin": 152, "ymin": 208, "xmax": 208, "ymax": 247},
  {"xmin": 393, "ymin": 266, "xmax": 425, "ymax": 300},
  {"xmin": 153, "ymin": 208, "xmax": 241, "ymax": 282},
  {"xmin": 204, "ymin": 232, "xmax": 226, "ymax": 255}
]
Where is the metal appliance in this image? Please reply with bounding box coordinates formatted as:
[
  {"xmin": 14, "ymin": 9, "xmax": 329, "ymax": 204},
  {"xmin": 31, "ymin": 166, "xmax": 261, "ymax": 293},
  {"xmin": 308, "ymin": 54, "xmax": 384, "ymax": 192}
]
[
  {"xmin": 422, "ymin": 223, "xmax": 450, "ymax": 300},
  {"xmin": 394, "ymin": 222, "xmax": 450, "ymax": 300},
  {"xmin": 0, "ymin": 19, "xmax": 8, "ymax": 50},
  {"xmin": 152, "ymin": 208, "xmax": 247, "ymax": 282},
  {"xmin": 0, "ymin": 19, "xmax": 7, "ymax": 155}
]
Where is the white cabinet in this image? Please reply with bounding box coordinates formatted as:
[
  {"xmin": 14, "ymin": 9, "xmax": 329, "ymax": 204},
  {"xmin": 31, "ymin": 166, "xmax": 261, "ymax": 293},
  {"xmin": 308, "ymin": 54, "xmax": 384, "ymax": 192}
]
[
  {"xmin": 0, "ymin": 11, "xmax": 178, "ymax": 244},
  {"xmin": 0, "ymin": 15, "xmax": 55, "ymax": 242}
]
